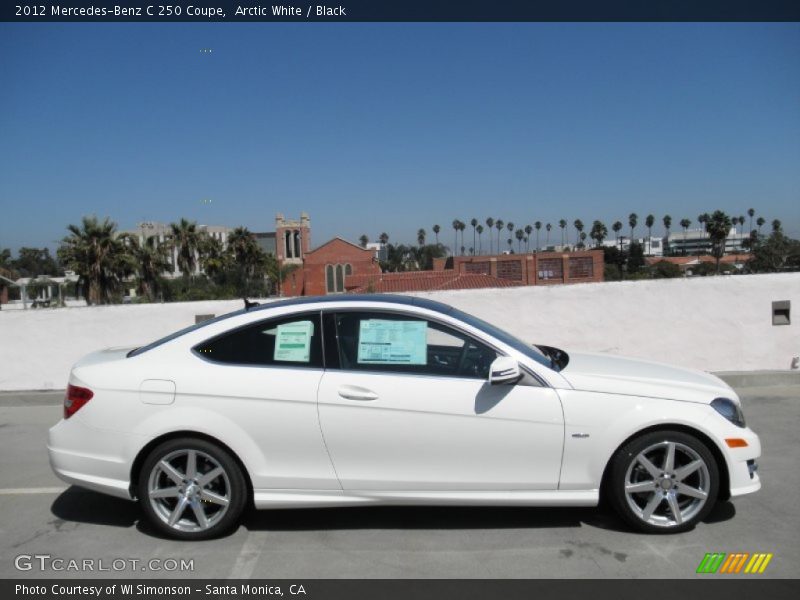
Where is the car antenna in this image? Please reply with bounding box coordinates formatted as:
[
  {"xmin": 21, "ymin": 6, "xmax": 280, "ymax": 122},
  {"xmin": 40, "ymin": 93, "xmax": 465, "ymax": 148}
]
[{"xmin": 243, "ymin": 298, "xmax": 260, "ymax": 310}]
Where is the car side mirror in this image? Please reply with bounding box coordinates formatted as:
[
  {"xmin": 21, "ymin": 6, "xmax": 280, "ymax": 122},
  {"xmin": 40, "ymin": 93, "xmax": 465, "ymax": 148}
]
[{"xmin": 488, "ymin": 356, "xmax": 522, "ymax": 385}]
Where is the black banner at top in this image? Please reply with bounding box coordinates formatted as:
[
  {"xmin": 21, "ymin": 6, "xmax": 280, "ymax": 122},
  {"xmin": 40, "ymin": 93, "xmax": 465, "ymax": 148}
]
[{"xmin": 3, "ymin": 0, "xmax": 800, "ymax": 23}]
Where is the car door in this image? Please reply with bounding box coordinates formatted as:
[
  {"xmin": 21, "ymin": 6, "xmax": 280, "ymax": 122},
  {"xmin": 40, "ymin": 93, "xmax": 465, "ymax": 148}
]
[
  {"xmin": 184, "ymin": 311, "xmax": 340, "ymax": 490},
  {"xmin": 317, "ymin": 310, "xmax": 564, "ymax": 491}
]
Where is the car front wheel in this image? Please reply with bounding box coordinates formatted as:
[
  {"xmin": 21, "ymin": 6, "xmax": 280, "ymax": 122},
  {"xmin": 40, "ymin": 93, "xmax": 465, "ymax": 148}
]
[
  {"xmin": 608, "ymin": 430, "xmax": 719, "ymax": 534},
  {"xmin": 138, "ymin": 438, "xmax": 247, "ymax": 540}
]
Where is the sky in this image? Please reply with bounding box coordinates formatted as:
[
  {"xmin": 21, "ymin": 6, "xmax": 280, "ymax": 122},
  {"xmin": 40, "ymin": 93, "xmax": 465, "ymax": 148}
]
[{"xmin": 1, "ymin": 23, "xmax": 799, "ymax": 253}]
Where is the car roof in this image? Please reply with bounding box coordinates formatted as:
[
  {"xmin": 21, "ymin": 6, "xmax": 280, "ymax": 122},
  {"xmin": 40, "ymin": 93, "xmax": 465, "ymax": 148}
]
[{"xmin": 244, "ymin": 294, "xmax": 456, "ymax": 315}]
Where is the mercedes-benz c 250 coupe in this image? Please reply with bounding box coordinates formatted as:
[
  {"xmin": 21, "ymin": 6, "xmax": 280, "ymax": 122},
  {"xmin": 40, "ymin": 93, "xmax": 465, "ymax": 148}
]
[{"xmin": 48, "ymin": 295, "xmax": 761, "ymax": 539}]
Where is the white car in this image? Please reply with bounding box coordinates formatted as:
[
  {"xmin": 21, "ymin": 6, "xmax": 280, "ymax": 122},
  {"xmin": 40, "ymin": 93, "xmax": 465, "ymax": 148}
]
[{"xmin": 48, "ymin": 295, "xmax": 761, "ymax": 539}]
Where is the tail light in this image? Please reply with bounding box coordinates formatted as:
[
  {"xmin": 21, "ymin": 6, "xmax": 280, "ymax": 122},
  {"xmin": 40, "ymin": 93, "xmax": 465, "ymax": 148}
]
[{"xmin": 64, "ymin": 384, "xmax": 93, "ymax": 419}]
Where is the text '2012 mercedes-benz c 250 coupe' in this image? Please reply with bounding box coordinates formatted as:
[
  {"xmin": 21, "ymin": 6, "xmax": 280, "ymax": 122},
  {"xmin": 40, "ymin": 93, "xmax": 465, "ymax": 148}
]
[{"xmin": 48, "ymin": 295, "xmax": 761, "ymax": 539}]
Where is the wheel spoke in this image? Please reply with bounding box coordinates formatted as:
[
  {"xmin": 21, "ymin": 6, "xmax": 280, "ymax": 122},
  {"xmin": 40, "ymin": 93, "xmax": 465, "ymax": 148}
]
[
  {"xmin": 149, "ymin": 486, "xmax": 180, "ymax": 499},
  {"xmin": 185, "ymin": 450, "xmax": 197, "ymax": 480},
  {"xmin": 663, "ymin": 442, "xmax": 676, "ymax": 472},
  {"xmin": 637, "ymin": 454, "xmax": 661, "ymax": 479},
  {"xmin": 666, "ymin": 494, "xmax": 683, "ymax": 524},
  {"xmin": 674, "ymin": 460, "xmax": 702, "ymax": 481},
  {"xmin": 641, "ymin": 493, "xmax": 663, "ymax": 521},
  {"xmin": 197, "ymin": 466, "xmax": 223, "ymax": 487},
  {"xmin": 200, "ymin": 489, "xmax": 229, "ymax": 506},
  {"xmin": 168, "ymin": 495, "xmax": 190, "ymax": 526},
  {"xmin": 159, "ymin": 460, "xmax": 185, "ymax": 485},
  {"xmin": 625, "ymin": 480, "xmax": 656, "ymax": 494},
  {"xmin": 674, "ymin": 483, "xmax": 708, "ymax": 500},
  {"xmin": 190, "ymin": 499, "xmax": 209, "ymax": 529}
]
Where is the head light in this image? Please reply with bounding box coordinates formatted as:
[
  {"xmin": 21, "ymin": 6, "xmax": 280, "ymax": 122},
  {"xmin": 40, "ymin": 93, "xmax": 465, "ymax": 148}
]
[{"xmin": 711, "ymin": 397, "xmax": 746, "ymax": 428}]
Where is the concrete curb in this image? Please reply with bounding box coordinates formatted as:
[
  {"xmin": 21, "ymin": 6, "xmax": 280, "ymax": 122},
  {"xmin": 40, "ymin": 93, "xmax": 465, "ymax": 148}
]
[{"xmin": 713, "ymin": 370, "xmax": 800, "ymax": 389}]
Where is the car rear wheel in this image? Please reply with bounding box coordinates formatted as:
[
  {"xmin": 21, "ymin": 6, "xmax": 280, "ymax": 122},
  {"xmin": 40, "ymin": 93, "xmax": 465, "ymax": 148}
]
[
  {"xmin": 138, "ymin": 438, "xmax": 247, "ymax": 540},
  {"xmin": 608, "ymin": 430, "xmax": 719, "ymax": 534}
]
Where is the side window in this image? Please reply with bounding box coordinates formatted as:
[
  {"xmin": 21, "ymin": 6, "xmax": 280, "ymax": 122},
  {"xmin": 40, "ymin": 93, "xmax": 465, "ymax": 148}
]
[
  {"xmin": 329, "ymin": 312, "xmax": 497, "ymax": 379},
  {"xmin": 194, "ymin": 313, "xmax": 323, "ymax": 368}
]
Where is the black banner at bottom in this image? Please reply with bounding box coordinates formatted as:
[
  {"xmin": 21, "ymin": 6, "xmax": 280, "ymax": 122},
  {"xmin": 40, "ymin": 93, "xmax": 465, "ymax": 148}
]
[{"xmin": 2, "ymin": 579, "xmax": 799, "ymax": 600}]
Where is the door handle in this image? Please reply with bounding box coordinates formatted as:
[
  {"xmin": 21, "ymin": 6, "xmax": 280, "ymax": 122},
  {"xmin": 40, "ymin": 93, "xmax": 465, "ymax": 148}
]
[{"xmin": 337, "ymin": 385, "xmax": 379, "ymax": 401}]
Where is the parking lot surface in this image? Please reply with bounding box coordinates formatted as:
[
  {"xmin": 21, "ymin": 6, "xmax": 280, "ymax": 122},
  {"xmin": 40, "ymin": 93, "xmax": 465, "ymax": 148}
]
[{"xmin": 0, "ymin": 384, "xmax": 797, "ymax": 579}]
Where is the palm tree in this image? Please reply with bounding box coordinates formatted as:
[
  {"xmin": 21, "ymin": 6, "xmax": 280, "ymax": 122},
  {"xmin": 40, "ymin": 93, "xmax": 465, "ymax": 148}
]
[
  {"xmin": 458, "ymin": 221, "xmax": 467, "ymax": 255},
  {"xmin": 379, "ymin": 232, "xmax": 389, "ymax": 245},
  {"xmin": 756, "ymin": 217, "xmax": 765, "ymax": 236},
  {"xmin": 506, "ymin": 222, "xmax": 514, "ymax": 247},
  {"xmin": 57, "ymin": 216, "xmax": 131, "ymax": 305},
  {"xmin": 705, "ymin": 210, "xmax": 732, "ymax": 273},
  {"xmin": 698, "ymin": 213, "xmax": 710, "ymax": 240},
  {"xmin": 573, "ymin": 219, "xmax": 584, "ymax": 247},
  {"xmin": 628, "ymin": 213, "xmax": 638, "ymax": 244},
  {"xmin": 772, "ymin": 219, "xmax": 782, "ymax": 233},
  {"xmin": 417, "ymin": 228, "xmax": 426, "ymax": 247},
  {"xmin": 122, "ymin": 234, "xmax": 172, "ymax": 301},
  {"xmin": 515, "ymin": 228, "xmax": 524, "ymax": 252},
  {"xmin": 359, "ymin": 234, "xmax": 369, "ymax": 248},
  {"xmin": 612, "ymin": 221, "xmax": 623, "ymax": 249},
  {"xmin": 524, "ymin": 224, "xmax": 533, "ymax": 252},
  {"xmin": 495, "ymin": 220, "xmax": 504, "ymax": 254},
  {"xmin": 476, "ymin": 224, "xmax": 484, "ymax": 254},
  {"xmin": 579, "ymin": 231, "xmax": 587, "ymax": 248},
  {"xmin": 680, "ymin": 218, "xmax": 691, "ymax": 234},
  {"xmin": 590, "ymin": 220, "xmax": 608, "ymax": 248},
  {"xmin": 645, "ymin": 214, "xmax": 655, "ymax": 254},
  {"xmin": 451, "ymin": 220, "xmax": 460, "ymax": 257},
  {"xmin": 558, "ymin": 219, "xmax": 567, "ymax": 247},
  {"xmin": 198, "ymin": 234, "xmax": 228, "ymax": 279},
  {"xmin": 507, "ymin": 237, "xmax": 513, "ymax": 252},
  {"xmin": 747, "ymin": 208, "xmax": 755, "ymax": 236},
  {"xmin": 545, "ymin": 223, "xmax": 552, "ymax": 248},
  {"xmin": 485, "ymin": 218, "xmax": 494, "ymax": 254},
  {"xmin": 534, "ymin": 221, "xmax": 542, "ymax": 251},
  {"xmin": 470, "ymin": 218, "xmax": 478, "ymax": 254},
  {"xmin": 738, "ymin": 216, "xmax": 746, "ymax": 235},
  {"xmin": 169, "ymin": 218, "xmax": 202, "ymax": 277},
  {"xmin": 432, "ymin": 224, "xmax": 441, "ymax": 245},
  {"xmin": 227, "ymin": 227, "xmax": 270, "ymax": 295},
  {"xmin": 663, "ymin": 215, "xmax": 672, "ymax": 237}
]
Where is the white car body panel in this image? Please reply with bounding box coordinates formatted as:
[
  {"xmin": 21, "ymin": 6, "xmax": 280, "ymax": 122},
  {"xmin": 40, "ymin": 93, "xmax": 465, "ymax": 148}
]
[{"xmin": 47, "ymin": 295, "xmax": 761, "ymax": 517}]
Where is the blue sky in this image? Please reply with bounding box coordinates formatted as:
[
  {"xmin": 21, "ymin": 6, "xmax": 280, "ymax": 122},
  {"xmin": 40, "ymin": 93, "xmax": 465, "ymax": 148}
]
[{"xmin": 1, "ymin": 23, "xmax": 798, "ymax": 252}]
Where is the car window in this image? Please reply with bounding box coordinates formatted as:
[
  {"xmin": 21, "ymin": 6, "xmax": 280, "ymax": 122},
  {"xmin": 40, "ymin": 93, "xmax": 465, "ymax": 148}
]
[
  {"xmin": 329, "ymin": 311, "xmax": 497, "ymax": 379},
  {"xmin": 193, "ymin": 312, "xmax": 323, "ymax": 368}
]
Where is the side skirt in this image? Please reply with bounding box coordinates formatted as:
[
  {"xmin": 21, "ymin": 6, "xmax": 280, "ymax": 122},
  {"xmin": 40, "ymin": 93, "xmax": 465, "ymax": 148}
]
[{"xmin": 252, "ymin": 489, "xmax": 599, "ymax": 509}]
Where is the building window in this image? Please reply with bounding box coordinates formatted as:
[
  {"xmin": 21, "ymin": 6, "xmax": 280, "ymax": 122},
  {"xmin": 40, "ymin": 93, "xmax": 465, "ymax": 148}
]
[
  {"xmin": 538, "ymin": 258, "xmax": 563, "ymax": 281},
  {"xmin": 497, "ymin": 260, "xmax": 523, "ymax": 281},
  {"xmin": 326, "ymin": 264, "xmax": 348, "ymax": 294},
  {"xmin": 326, "ymin": 265, "xmax": 335, "ymax": 293},
  {"xmin": 335, "ymin": 265, "xmax": 345, "ymax": 293},
  {"xmin": 569, "ymin": 257, "xmax": 594, "ymax": 279},
  {"xmin": 345, "ymin": 264, "xmax": 352, "ymax": 276}
]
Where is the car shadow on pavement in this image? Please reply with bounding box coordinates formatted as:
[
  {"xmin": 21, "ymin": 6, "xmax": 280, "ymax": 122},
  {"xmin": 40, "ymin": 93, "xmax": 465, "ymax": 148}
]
[{"xmin": 50, "ymin": 486, "xmax": 737, "ymax": 538}]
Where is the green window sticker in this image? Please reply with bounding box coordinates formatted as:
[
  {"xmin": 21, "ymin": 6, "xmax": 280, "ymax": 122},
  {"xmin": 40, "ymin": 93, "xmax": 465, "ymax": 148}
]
[
  {"xmin": 357, "ymin": 319, "xmax": 427, "ymax": 365},
  {"xmin": 274, "ymin": 321, "xmax": 314, "ymax": 363}
]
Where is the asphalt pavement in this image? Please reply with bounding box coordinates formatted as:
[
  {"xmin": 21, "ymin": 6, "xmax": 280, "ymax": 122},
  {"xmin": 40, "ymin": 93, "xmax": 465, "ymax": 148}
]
[{"xmin": 0, "ymin": 383, "xmax": 797, "ymax": 579}]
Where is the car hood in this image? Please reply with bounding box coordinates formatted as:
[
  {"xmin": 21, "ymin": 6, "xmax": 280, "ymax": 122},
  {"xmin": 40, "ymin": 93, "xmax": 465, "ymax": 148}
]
[{"xmin": 558, "ymin": 351, "xmax": 736, "ymax": 404}]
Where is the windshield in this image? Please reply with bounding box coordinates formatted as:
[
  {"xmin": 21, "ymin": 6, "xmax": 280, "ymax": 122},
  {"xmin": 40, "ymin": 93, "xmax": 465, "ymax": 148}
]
[{"xmin": 448, "ymin": 307, "xmax": 554, "ymax": 370}]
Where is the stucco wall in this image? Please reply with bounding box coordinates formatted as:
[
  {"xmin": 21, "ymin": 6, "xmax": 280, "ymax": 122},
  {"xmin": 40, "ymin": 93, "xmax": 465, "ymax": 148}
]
[{"xmin": 0, "ymin": 273, "xmax": 797, "ymax": 390}]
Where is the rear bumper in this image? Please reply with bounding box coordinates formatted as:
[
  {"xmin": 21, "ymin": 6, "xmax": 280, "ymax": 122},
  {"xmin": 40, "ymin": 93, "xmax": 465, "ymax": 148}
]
[{"xmin": 48, "ymin": 417, "xmax": 139, "ymax": 500}]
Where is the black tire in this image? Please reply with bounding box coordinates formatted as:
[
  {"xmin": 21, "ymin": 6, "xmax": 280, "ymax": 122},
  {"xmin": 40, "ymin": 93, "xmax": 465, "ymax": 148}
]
[
  {"xmin": 607, "ymin": 430, "xmax": 719, "ymax": 534},
  {"xmin": 138, "ymin": 437, "xmax": 247, "ymax": 540}
]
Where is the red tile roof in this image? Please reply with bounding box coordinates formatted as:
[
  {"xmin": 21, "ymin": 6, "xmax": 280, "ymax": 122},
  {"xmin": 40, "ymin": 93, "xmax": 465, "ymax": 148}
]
[{"xmin": 345, "ymin": 271, "xmax": 520, "ymax": 293}]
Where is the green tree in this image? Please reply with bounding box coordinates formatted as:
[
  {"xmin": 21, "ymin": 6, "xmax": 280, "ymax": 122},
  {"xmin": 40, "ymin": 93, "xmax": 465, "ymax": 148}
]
[
  {"xmin": 485, "ymin": 218, "xmax": 494, "ymax": 254},
  {"xmin": 705, "ymin": 210, "xmax": 733, "ymax": 273},
  {"xmin": 515, "ymin": 228, "xmax": 524, "ymax": 252},
  {"xmin": 432, "ymin": 224, "xmax": 441, "ymax": 245},
  {"xmin": 662, "ymin": 214, "xmax": 672, "ymax": 237},
  {"xmin": 359, "ymin": 234, "xmax": 369, "ymax": 248},
  {"xmin": 458, "ymin": 221, "xmax": 467, "ymax": 255},
  {"xmin": 417, "ymin": 228, "xmax": 426, "ymax": 247},
  {"xmin": 123, "ymin": 234, "xmax": 172, "ymax": 301},
  {"xmin": 747, "ymin": 208, "xmax": 755, "ymax": 237},
  {"xmin": 590, "ymin": 220, "xmax": 608, "ymax": 247},
  {"xmin": 451, "ymin": 220, "xmax": 460, "ymax": 257},
  {"xmin": 748, "ymin": 230, "xmax": 800, "ymax": 273},
  {"xmin": 11, "ymin": 247, "xmax": 61, "ymax": 277},
  {"xmin": 524, "ymin": 224, "xmax": 533, "ymax": 252},
  {"xmin": 772, "ymin": 219, "xmax": 782, "ymax": 234},
  {"xmin": 645, "ymin": 214, "xmax": 655, "ymax": 254},
  {"xmin": 558, "ymin": 219, "xmax": 567, "ymax": 247},
  {"xmin": 57, "ymin": 216, "xmax": 131, "ymax": 305},
  {"xmin": 545, "ymin": 223, "xmax": 552, "ymax": 247},
  {"xmin": 379, "ymin": 232, "xmax": 389, "ymax": 245},
  {"xmin": 495, "ymin": 219, "xmax": 504, "ymax": 253},
  {"xmin": 470, "ymin": 218, "xmax": 478, "ymax": 253},
  {"xmin": 627, "ymin": 242, "xmax": 645, "ymax": 274},
  {"xmin": 628, "ymin": 213, "xmax": 638, "ymax": 243},
  {"xmin": 650, "ymin": 260, "xmax": 682, "ymax": 279},
  {"xmin": 534, "ymin": 221, "xmax": 542, "ymax": 251},
  {"xmin": 198, "ymin": 234, "xmax": 229, "ymax": 279},
  {"xmin": 612, "ymin": 221, "xmax": 623, "ymax": 249},
  {"xmin": 756, "ymin": 217, "xmax": 765, "ymax": 235},
  {"xmin": 476, "ymin": 224, "xmax": 484, "ymax": 254},
  {"xmin": 169, "ymin": 218, "xmax": 201, "ymax": 277},
  {"xmin": 226, "ymin": 227, "xmax": 271, "ymax": 296}
]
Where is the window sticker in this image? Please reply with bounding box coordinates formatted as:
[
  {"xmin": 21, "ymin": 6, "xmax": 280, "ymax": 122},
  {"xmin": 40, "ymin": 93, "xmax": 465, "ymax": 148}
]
[
  {"xmin": 274, "ymin": 321, "xmax": 314, "ymax": 362},
  {"xmin": 357, "ymin": 319, "xmax": 427, "ymax": 365}
]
